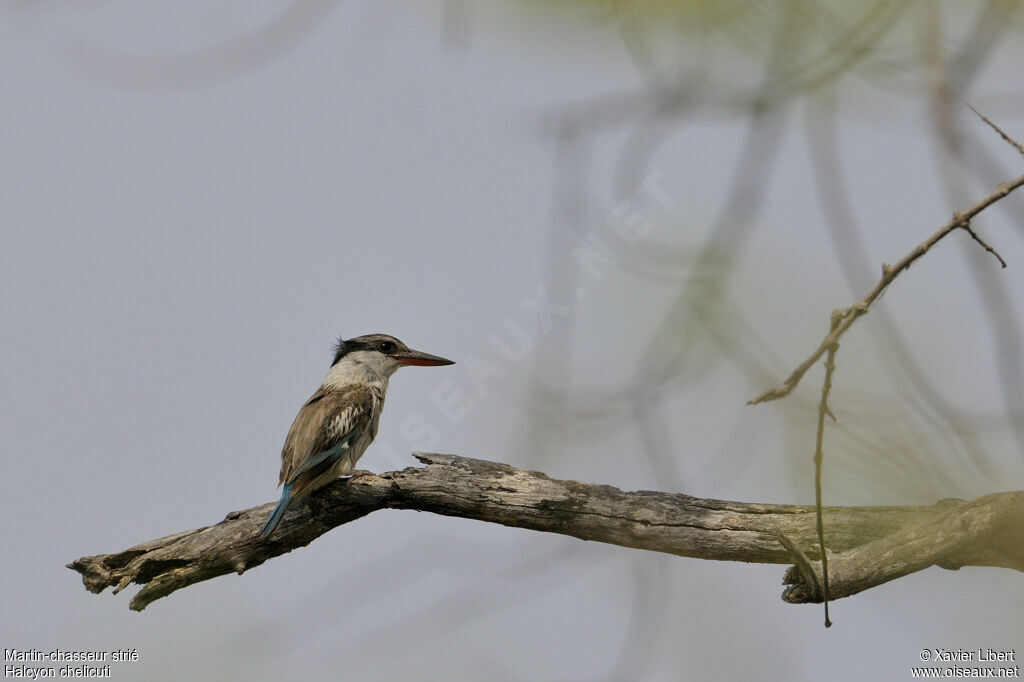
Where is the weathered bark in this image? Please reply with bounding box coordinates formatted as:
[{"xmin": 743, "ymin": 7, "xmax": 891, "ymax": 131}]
[{"xmin": 68, "ymin": 453, "xmax": 1024, "ymax": 611}]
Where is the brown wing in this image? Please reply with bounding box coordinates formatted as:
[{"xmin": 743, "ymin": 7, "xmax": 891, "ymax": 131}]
[{"xmin": 278, "ymin": 385, "xmax": 376, "ymax": 490}]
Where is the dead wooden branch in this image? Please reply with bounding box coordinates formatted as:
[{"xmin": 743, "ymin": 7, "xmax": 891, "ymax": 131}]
[{"xmin": 68, "ymin": 454, "xmax": 1024, "ymax": 611}]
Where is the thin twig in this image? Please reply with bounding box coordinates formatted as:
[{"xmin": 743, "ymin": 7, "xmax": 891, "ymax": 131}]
[
  {"xmin": 775, "ymin": 530, "xmax": 822, "ymax": 598},
  {"xmin": 961, "ymin": 221, "xmax": 1007, "ymax": 268},
  {"xmin": 813, "ymin": 336, "xmax": 840, "ymax": 628},
  {"xmin": 749, "ymin": 171, "xmax": 1024, "ymax": 405},
  {"xmin": 966, "ymin": 102, "xmax": 1024, "ymax": 158}
]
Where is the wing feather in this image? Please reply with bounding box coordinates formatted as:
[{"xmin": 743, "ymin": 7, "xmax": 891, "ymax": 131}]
[{"xmin": 279, "ymin": 385, "xmax": 376, "ymax": 492}]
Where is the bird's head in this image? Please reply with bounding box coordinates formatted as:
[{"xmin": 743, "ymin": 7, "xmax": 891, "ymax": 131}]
[{"xmin": 331, "ymin": 333, "xmax": 454, "ymax": 379}]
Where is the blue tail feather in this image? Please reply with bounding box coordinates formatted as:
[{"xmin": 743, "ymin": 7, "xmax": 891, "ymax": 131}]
[{"xmin": 260, "ymin": 484, "xmax": 293, "ymax": 538}]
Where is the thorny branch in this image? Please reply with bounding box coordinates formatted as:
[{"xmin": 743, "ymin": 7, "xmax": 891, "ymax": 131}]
[
  {"xmin": 748, "ymin": 168, "xmax": 1020, "ymax": 406},
  {"xmin": 68, "ymin": 454, "xmax": 1024, "ymax": 612},
  {"xmin": 750, "ymin": 110, "xmax": 1023, "ymax": 626},
  {"xmin": 750, "ymin": 105, "xmax": 1022, "ymax": 406}
]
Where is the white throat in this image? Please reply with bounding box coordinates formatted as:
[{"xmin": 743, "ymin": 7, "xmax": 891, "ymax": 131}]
[{"xmin": 322, "ymin": 351, "xmax": 396, "ymax": 391}]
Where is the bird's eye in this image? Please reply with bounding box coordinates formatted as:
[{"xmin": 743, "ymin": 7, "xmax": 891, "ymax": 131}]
[{"xmin": 379, "ymin": 341, "xmax": 396, "ymax": 353}]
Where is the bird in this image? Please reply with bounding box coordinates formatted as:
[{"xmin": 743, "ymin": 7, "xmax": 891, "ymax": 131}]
[{"xmin": 259, "ymin": 333, "xmax": 454, "ymax": 538}]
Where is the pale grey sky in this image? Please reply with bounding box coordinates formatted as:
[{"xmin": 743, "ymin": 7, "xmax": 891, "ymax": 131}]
[{"xmin": 3, "ymin": 3, "xmax": 1023, "ymax": 681}]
